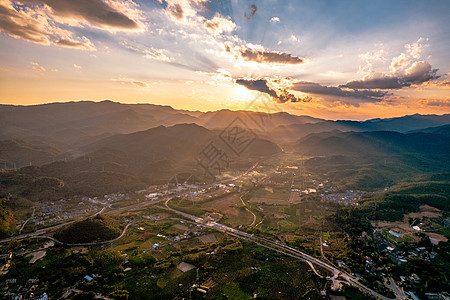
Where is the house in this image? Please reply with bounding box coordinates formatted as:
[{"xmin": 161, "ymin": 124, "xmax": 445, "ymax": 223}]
[
  {"xmin": 83, "ymin": 274, "xmax": 96, "ymax": 282},
  {"xmin": 389, "ymin": 230, "xmax": 404, "ymax": 239},
  {"xmin": 177, "ymin": 262, "xmax": 195, "ymax": 273},
  {"xmin": 407, "ymin": 291, "xmax": 420, "ymax": 300}
]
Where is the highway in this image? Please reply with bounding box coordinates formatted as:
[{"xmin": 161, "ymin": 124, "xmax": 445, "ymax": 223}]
[
  {"xmin": 0, "ymin": 159, "xmax": 261, "ymax": 245},
  {"xmin": 164, "ymin": 198, "xmax": 399, "ymax": 300},
  {"xmin": 0, "ymin": 206, "xmax": 108, "ymax": 244}
]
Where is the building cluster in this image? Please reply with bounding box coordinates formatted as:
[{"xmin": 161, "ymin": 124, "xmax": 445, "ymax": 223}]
[
  {"xmin": 355, "ymin": 230, "xmax": 443, "ymax": 299},
  {"xmin": 24, "ymin": 193, "xmax": 129, "ymax": 228},
  {"xmin": 1, "ymin": 278, "xmax": 48, "ymax": 300},
  {"xmin": 322, "ymin": 190, "xmax": 367, "ymax": 205}
]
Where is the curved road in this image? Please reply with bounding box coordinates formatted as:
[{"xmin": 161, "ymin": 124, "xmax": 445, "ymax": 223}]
[
  {"xmin": 27, "ymin": 223, "xmax": 132, "ymax": 247},
  {"xmin": 19, "ymin": 207, "xmax": 35, "ymax": 234},
  {"xmin": 239, "ymin": 193, "xmax": 257, "ymax": 226}
]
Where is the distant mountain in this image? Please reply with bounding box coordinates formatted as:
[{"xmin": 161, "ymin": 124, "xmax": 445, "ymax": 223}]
[
  {"xmin": 360, "ymin": 113, "xmax": 450, "ymax": 132},
  {"xmin": 83, "ymin": 123, "xmax": 214, "ymax": 161},
  {"xmin": 408, "ymin": 124, "xmax": 450, "ymax": 136},
  {"xmin": 198, "ymin": 109, "xmax": 323, "ymax": 130},
  {"xmin": 85, "ymin": 122, "xmax": 280, "ymax": 159},
  {"xmin": 268, "ymin": 114, "xmax": 450, "ymax": 144},
  {"xmin": 0, "ymin": 139, "xmax": 63, "ymax": 168},
  {"xmin": 81, "ymin": 123, "xmax": 281, "ymax": 183},
  {"xmin": 294, "ymin": 131, "xmax": 450, "ymax": 156},
  {"xmin": 0, "ymin": 100, "xmax": 199, "ymax": 146},
  {"xmin": 2, "ymin": 101, "xmax": 449, "ymax": 147},
  {"xmin": 268, "ymin": 121, "xmax": 362, "ymax": 143}
]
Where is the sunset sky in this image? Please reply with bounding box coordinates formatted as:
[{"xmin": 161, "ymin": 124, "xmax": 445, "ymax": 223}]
[{"xmin": 0, "ymin": 0, "xmax": 449, "ymax": 120}]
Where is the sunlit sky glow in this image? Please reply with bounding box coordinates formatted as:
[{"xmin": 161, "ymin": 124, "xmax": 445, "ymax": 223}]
[{"xmin": 0, "ymin": 0, "xmax": 449, "ymax": 120}]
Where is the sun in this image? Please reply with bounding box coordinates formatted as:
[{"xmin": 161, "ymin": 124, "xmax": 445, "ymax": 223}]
[{"xmin": 230, "ymin": 85, "xmax": 261, "ymax": 106}]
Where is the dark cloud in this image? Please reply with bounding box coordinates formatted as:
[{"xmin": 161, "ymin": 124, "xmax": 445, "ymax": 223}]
[
  {"xmin": 236, "ymin": 79, "xmax": 277, "ymax": 98},
  {"xmin": 292, "ymin": 81, "xmax": 388, "ymax": 102},
  {"xmin": 421, "ymin": 99, "xmax": 450, "ymax": 107},
  {"xmin": 169, "ymin": 3, "xmax": 184, "ymax": 20},
  {"xmin": 235, "ymin": 79, "xmax": 310, "ymax": 103},
  {"xmin": 342, "ymin": 61, "xmax": 439, "ymax": 90},
  {"xmin": 342, "ymin": 77, "xmax": 408, "ymax": 89},
  {"xmin": 236, "ymin": 78, "xmax": 390, "ymax": 106},
  {"xmin": 21, "ymin": 0, "xmax": 139, "ymax": 29},
  {"xmin": 244, "ymin": 4, "xmax": 257, "ymax": 20},
  {"xmin": 403, "ymin": 61, "xmax": 438, "ymax": 84},
  {"xmin": 225, "ymin": 44, "xmax": 304, "ymax": 65}
]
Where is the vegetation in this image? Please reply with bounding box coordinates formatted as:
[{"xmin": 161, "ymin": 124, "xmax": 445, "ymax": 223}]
[
  {"xmin": 360, "ymin": 180, "xmax": 450, "ymax": 221},
  {"xmin": 54, "ymin": 215, "xmax": 121, "ymax": 244},
  {"xmin": 0, "ymin": 198, "xmax": 13, "ymax": 237}
]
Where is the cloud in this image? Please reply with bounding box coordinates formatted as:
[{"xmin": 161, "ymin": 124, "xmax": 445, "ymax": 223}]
[
  {"xmin": 131, "ymin": 80, "xmax": 147, "ymax": 87},
  {"xmin": 343, "ymin": 61, "xmax": 438, "ymax": 90},
  {"xmin": 389, "ymin": 38, "xmax": 428, "ymax": 73},
  {"xmin": 390, "ymin": 53, "xmax": 410, "ymax": 73},
  {"xmin": 270, "ymin": 17, "xmax": 279, "ymax": 23},
  {"xmin": 121, "ymin": 41, "xmax": 173, "ymax": 62},
  {"xmin": 197, "ymin": 69, "xmax": 234, "ymax": 87},
  {"xmin": 168, "ymin": 3, "xmax": 184, "ymax": 20},
  {"xmin": 55, "ymin": 36, "xmax": 95, "ymax": 50},
  {"xmin": 359, "ymin": 49, "xmax": 386, "ymax": 62},
  {"xmin": 161, "ymin": 0, "xmax": 207, "ymax": 22},
  {"xmin": 0, "ymin": 0, "xmax": 143, "ymax": 50},
  {"xmin": 30, "ymin": 61, "xmax": 46, "ymax": 71},
  {"xmin": 422, "ymin": 73, "xmax": 450, "ymax": 88},
  {"xmin": 244, "ymin": 4, "xmax": 257, "ymax": 20},
  {"xmin": 225, "ymin": 43, "xmax": 304, "ymax": 65},
  {"xmin": 346, "ymin": 38, "xmax": 439, "ymax": 90},
  {"xmin": 73, "ymin": 63, "xmax": 82, "ymax": 69},
  {"xmin": 111, "ymin": 77, "xmax": 149, "ymax": 88},
  {"xmin": 420, "ymin": 99, "xmax": 450, "ymax": 107},
  {"xmin": 404, "ymin": 61, "xmax": 438, "ymax": 84},
  {"xmin": 405, "ymin": 37, "xmax": 428, "ymax": 59},
  {"xmin": 343, "ymin": 73, "xmax": 407, "ymax": 90},
  {"xmin": 0, "ymin": 0, "xmax": 96, "ymax": 49},
  {"xmin": 236, "ymin": 77, "xmax": 390, "ymax": 107},
  {"xmin": 290, "ymin": 35, "xmax": 299, "ymax": 43},
  {"xmin": 20, "ymin": 0, "xmax": 143, "ymax": 30},
  {"xmin": 292, "ymin": 81, "xmax": 388, "ymax": 102},
  {"xmin": 203, "ymin": 13, "xmax": 236, "ymax": 36},
  {"xmin": 235, "ymin": 78, "xmax": 310, "ymax": 103}
]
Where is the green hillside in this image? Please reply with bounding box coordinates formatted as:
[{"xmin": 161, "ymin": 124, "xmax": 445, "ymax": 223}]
[{"xmin": 54, "ymin": 214, "xmax": 121, "ymax": 244}]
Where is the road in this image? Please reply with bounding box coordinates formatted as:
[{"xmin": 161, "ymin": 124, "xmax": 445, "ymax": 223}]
[
  {"xmin": 164, "ymin": 198, "xmax": 397, "ymax": 300},
  {"xmin": 239, "ymin": 193, "xmax": 257, "ymax": 226},
  {"xmin": 388, "ymin": 277, "xmax": 407, "ymax": 300},
  {"xmin": 19, "ymin": 207, "xmax": 35, "ymax": 234},
  {"xmin": 24, "ymin": 222, "xmax": 132, "ymax": 247},
  {"xmin": 0, "ymin": 160, "xmax": 402, "ymax": 300},
  {"xmin": 0, "ymin": 206, "xmax": 107, "ymax": 244},
  {"xmin": 1, "ymin": 159, "xmax": 261, "ymax": 245}
]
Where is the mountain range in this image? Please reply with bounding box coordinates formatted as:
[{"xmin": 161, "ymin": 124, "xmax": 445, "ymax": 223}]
[{"xmin": 0, "ymin": 100, "xmax": 449, "ymax": 190}]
